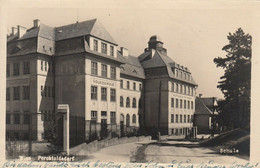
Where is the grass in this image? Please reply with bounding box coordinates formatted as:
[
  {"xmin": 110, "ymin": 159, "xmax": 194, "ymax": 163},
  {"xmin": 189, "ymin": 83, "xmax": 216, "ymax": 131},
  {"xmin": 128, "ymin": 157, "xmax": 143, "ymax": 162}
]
[{"xmin": 200, "ymin": 128, "xmax": 250, "ymax": 160}]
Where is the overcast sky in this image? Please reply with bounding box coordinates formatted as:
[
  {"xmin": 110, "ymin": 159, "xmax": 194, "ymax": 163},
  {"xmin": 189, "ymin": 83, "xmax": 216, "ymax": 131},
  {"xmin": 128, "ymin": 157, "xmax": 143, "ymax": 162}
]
[{"xmin": 6, "ymin": 1, "xmax": 260, "ymax": 99}]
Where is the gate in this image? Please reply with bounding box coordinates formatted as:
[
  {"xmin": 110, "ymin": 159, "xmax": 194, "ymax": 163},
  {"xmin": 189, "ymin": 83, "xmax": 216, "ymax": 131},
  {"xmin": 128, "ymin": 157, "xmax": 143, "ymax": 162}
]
[{"xmin": 100, "ymin": 119, "xmax": 108, "ymax": 139}]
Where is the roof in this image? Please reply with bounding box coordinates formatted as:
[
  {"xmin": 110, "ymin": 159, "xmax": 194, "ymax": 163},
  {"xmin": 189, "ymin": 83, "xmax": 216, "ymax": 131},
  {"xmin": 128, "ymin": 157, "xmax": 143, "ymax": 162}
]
[
  {"xmin": 55, "ymin": 19, "xmax": 117, "ymax": 44},
  {"xmin": 138, "ymin": 50, "xmax": 197, "ymax": 85},
  {"xmin": 200, "ymin": 97, "xmax": 218, "ymax": 107},
  {"xmin": 118, "ymin": 54, "xmax": 145, "ymax": 79},
  {"xmin": 195, "ymin": 97, "xmax": 213, "ymax": 115}
]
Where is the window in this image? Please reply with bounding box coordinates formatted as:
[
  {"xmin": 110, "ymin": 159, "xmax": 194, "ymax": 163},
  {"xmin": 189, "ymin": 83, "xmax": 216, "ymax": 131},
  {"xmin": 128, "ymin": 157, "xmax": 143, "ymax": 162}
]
[
  {"xmin": 126, "ymin": 97, "xmax": 130, "ymax": 108},
  {"xmin": 120, "ymin": 96, "xmax": 124, "ymax": 107},
  {"xmin": 188, "ymin": 115, "xmax": 190, "ymax": 123},
  {"xmin": 110, "ymin": 46, "xmax": 114, "ymax": 56},
  {"xmin": 171, "ymin": 82, "xmax": 174, "ymax": 92},
  {"xmin": 188, "ymin": 101, "xmax": 190, "ymax": 109},
  {"xmin": 176, "ymin": 84, "xmax": 179, "ymax": 93},
  {"xmin": 133, "ymin": 82, "xmax": 136, "ymax": 90},
  {"xmin": 184, "ymin": 73, "xmax": 187, "ymax": 80},
  {"xmin": 91, "ymin": 62, "xmax": 98, "ymax": 75},
  {"xmin": 191, "ymin": 115, "xmax": 193, "ymax": 122},
  {"xmin": 184, "ymin": 100, "xmax": 186, "ymax": 109},
  {"xmin": 171, "ymin": 114, "xmax": 174, "ymax": 123},
  {"xmin": 101, "ymin": 88, "xmax": 107, "ymax": 101},
  {"xmin": 6, "ymin": 114, "xmax": 10, "ymax": 124},
  {"xmin": 120, "ymin": 80, "xmax": 123, "ymax": 88},
  {"xmin": 13, "ymin": 62, "xmax": 20, "ymax": 76},
  {"xmin": 184, "ymin": 115, "xmax": 186, "ymax": 123},
  {"xmin": 110, "ymin": 89, "xmax": 116, "ymax": 102},
  {"xmin": 101, "ymin": 64, "xmax": 107, "ymax": 77},
  {"xmin": 41, "ymin": 86, "xmax": 44, "ymax": 96},
  {"xmin": 180, "ymin": 99, "xmax": 183, "ymax": 108},
  {"xmin": 132, "ymin": 114, "xmax": 136, "ymax": 124},
  {"xmin": 24, "ymin": 114, "xmax": 30, "ymax": 124},
  {"xmin": 188, "ymin": 87, "xmax": 190, "ymax": 95},
  {"xmin": 13, "ymin": 86, "xmax": 20, "ymax": 100},
  {"xmin": 7, "ymin": 64, "xmax": 10, "ymax": 77},
  {"xmin": 176, "ymin": 70, "xmax": 179, "ymax": 77},
  {"xmin": 184, "ymin": 86, "xmax": 186, "ymax": 94},
  {"xmin": 48, "ymin": 86, "xmax": 51, "ymax": 97},
  {"xmin": 101, "ymin": 42, "xmax": 107, "ymax": 54},
  {"xmin": 14, "ymin": 114, "xmax": 20, "ymax": 124},
  {"xmin": 91, "ymin": 86, "xmax": 97, "ymax": 100},
  {"xmin": 110, "ymin": 112, "xmax": 116, "ymax": 124},
  {"xmin": 127, "ymin": 81, "xmax": 130, "ymax": 89},
  {"xmin": 45, "ymin": 61, "xmax": 47, "ymax": 71},
  {"xmin": 171, "ymin": 98, "xmax": 174, "ymax": 108},
  {"xmin": 126, "ymin": 114, "xmax": 130, "ymax": 127},
  {"xmin": 94, "ymin": 39, "xmax": 98, "ymax": 51},
  {"xmin": 91, "ymin": 111, "xmax": 97, "ymax": 122},
  {"xmin": 6, "ymin": 88, "xmax": 10, "ymax": 101},
  {"xmin": 110, "ymin": 66, "xmax": 116, "ymax": 79},
  {"xmin": 41, "ymin": 61, "xmax": 43, "ymax": 71},
  {"xmin": 44, "ymin": 86, "xmax": 47, "ymax": 97},
  {"xmin": 23, "ymin": 86, "xmax": 30, "ymax": 100},
  {"xmin": 176, "ymin": 114, "xmax": 178, "ymax": 123},
  {"xmin": 132, "ymin": 98, "xmax": 137, "ymax": 108},
  {"xmin": 139, "ymin": 84, "xmax": 142, "ymax": 91},
  {"xmin": 180, "ymin": 115, "xmax": 182, "ymax": 123},
  {"xmin": 191, "ymin": 88, "xmax": 194, "ymax": 96},
  {"xmin": 191, "ymin": 101, "xmax": 194, "ymax": 109},
  {"xmin": 101, "ymin": 111, "xmax": 107, "ymax": 116},
  {"xmin": 23, "ymin": 61, "xmax": 30, "ymax": 74},
  {"xmin": 180, "ymin": 71, "xmax": 183, "ymax": 78},
  {"xmin": 176, "ymin": 99, "xmax": 179, "ymax": 108},
  {"xmin": 180, "ymin": 84, "xmax": 183, "ymax": 93}
]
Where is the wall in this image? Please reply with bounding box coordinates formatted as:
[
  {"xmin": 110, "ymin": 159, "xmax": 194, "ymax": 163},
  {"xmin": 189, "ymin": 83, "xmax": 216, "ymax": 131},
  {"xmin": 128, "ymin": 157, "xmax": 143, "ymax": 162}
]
[{"xmin": 55, "ymin": 54, "xmax": 86, "ymax": 146}]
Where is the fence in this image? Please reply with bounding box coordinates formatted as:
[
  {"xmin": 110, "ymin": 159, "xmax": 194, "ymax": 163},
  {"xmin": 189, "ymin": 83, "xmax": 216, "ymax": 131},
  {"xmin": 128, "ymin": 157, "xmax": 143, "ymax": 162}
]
[
  {"xmin": 86, "ymin": 120, "xmax": 139, "ymax": 143},
  {"xmin": 6, "ymin": 112, "xmax": 64, "ymax": 159}
]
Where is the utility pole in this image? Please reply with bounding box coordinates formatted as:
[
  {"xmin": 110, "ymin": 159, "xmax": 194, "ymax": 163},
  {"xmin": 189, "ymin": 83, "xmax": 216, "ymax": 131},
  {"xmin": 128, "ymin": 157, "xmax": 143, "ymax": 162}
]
[{"xmin": 212, "ymin": 97, "xmax": 215, "ymax": 137}]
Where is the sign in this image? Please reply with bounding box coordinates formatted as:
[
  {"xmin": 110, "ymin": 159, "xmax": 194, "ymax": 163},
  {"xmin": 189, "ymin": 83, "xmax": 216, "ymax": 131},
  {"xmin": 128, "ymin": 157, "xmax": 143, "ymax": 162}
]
[{"xmin": 92, "ymin": 78, "xmax": 115, "ymax": 87}]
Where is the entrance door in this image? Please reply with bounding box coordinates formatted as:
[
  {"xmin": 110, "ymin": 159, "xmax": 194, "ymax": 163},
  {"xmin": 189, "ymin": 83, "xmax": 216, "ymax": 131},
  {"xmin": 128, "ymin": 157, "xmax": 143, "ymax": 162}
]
[
  {"xmin": 120, "ymin": 114, "xmax": 125, "ymax": 137},
  {"xmin": 100, "ymin": 119, "xmax": 107, "ymax": 139},
  {"xmin": 57, "ymin": 116, "xmax": 63, "ymax": 147}
]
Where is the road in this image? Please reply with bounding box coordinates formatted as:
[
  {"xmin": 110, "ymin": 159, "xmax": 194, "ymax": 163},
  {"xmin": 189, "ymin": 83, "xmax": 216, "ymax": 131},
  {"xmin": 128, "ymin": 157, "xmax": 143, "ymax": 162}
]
[{"xmin": 83, "ymin": 139, "xmax": 248, "ymax": 164}]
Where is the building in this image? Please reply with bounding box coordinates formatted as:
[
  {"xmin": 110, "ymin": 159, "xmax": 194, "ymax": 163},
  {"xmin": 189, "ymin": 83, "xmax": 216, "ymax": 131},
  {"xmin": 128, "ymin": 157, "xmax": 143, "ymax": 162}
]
[
  {"xmin": 6, "ymin": 19, "xmax": 197, "ymax": 145},
  {"xmin": 194, "ymin": 95, "xmax": 218, "ymax": 134}
]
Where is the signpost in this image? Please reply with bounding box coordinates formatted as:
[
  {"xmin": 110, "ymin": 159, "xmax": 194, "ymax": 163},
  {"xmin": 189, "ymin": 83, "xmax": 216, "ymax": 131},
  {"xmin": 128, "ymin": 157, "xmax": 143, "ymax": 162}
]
[{"xmin": 57, "ymin": 104, "xmax": 70, "ymax": 155}]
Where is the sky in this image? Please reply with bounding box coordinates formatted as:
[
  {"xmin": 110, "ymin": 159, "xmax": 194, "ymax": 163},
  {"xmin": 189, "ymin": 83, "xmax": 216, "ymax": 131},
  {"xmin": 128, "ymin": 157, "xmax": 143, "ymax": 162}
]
[{"xmin": 5, "ymin": 0, "xmax": 260, "ymax": 99}]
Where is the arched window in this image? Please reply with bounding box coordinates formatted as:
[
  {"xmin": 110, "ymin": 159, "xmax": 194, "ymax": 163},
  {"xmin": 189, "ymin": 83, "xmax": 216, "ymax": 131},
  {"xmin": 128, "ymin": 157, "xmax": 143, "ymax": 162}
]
[
  {"xmin": 120, "ymin": 96, "xmax": 124, "ymax": 107},
  {"xmin": 184, "ymin": 73, "xmax": 186, "ymax": 80},
  {"xmin": 176, "ymin": 70, "xmax": 179, "ymax": 77},
  {"xmin": 132, "ymin": 98, "xmax": 136, "ymax": 108},
  {"xmin": 132, "ymin": 114, "xmax": 136, "ymax": 124},
  {"xmin": 126, "ymin": 114, "xmax": 130, "ymax": 127},
  {"xmin": 126, "ymin": 97, "xmax": 130, "ymax": 107},
  {"xmin": 180, "ymin": 71, "xmax": 183, "ymax": 78}
]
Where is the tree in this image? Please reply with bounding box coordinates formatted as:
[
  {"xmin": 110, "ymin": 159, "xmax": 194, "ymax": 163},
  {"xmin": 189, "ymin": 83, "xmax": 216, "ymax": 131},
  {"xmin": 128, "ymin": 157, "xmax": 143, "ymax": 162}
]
[{"xmin": 214, "ymin": 28, "xmax": 251, "ymax": 129}]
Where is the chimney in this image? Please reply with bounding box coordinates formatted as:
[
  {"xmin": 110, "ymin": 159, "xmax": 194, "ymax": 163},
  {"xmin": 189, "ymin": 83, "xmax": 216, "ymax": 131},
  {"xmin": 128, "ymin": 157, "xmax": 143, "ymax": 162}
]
[
  {"xmin": 33, "ymin": 19, "xmax": 40, "ymax": 27},
  {"xmin": 120, "ymin": 47, "xmax": 128, "ymax": 57},
  {"xmin": 17, "ymin": 25, "xmax": 27, "ymax": 38},
  {"xmin": 11, "ymin": 27, "xmax": 17, "ymax": 35},
  {"xmin": 199, "ymin": 94, "xmax": 203, "ymax": 98},
  {"xmin": 150, "ymin": 48, "xmax": 156, "ymax": 58}
]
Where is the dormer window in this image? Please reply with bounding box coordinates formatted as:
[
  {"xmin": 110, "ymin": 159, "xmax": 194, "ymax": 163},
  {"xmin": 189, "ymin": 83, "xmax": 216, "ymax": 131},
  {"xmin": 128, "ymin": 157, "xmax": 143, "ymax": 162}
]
[
  {"xmin": 101, "ymin": 42, "xmax": 107, "ymax": 54},
  {"xmin": 110, "ymin": 46, "xmax": 114, "ymax": 56},
  {"xmin": 94, "ymin": 39, "xmax": 98, "ymax": 52}
]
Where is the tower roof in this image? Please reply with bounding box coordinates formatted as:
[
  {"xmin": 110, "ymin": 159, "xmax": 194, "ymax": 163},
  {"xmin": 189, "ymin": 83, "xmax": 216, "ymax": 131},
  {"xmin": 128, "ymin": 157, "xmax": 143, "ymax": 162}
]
[{"xmin": 149, "ymin": 35, "xmax": 163, "ymax": 44}]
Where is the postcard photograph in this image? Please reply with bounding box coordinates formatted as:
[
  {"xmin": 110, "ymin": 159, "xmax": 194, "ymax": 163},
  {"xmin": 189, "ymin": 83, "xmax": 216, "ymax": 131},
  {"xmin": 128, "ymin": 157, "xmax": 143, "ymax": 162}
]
[{"xmin": 1, "ymin": 0, "xmax": 260, "ymax": 167}]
